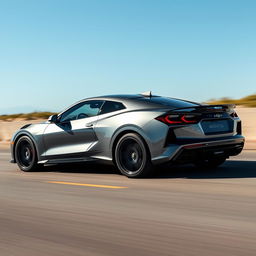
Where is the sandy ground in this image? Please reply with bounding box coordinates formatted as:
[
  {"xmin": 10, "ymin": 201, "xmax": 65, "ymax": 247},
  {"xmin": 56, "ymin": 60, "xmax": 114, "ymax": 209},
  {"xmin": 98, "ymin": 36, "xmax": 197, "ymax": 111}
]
[
  {"xmin": 0, "ymin": 119, "xmax": 45, "ymax": 142},
  {"xmin": 235, "ymin": 108, "xmax": 256, "ymax": 149},
  {"xmin": 0, "ymin": 107, "xmax": 255, "ymax": 149}
]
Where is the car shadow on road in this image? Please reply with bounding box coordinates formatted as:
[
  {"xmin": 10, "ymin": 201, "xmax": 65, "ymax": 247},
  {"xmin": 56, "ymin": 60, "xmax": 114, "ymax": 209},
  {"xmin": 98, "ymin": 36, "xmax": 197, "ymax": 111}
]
[
  {"xmin": 153, "ymin": 160, "xmax": 256, "ymax": 179},
  {"xmin": 42, "ymin": 160, "xmax": 256, "ymax": 179},
  {"xmin": 43, "ymin": 162, "xmax": 119, "ymax": 175}
]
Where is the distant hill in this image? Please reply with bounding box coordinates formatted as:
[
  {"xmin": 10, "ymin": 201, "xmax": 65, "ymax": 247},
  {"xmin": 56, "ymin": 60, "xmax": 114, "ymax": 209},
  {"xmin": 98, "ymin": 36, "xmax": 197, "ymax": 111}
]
[
  {"xmin": 0, "ymin": 106, "xmax": 45, "ymax": 115},
  {"xmin": 207, "ymin": 94, "xmax": 256, "ymax": 107}
]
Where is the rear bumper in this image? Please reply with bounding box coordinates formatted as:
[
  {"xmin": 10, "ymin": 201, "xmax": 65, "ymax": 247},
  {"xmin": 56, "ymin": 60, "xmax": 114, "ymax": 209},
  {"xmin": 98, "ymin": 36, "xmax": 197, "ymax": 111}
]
[{"xmin": 152, "ymin": 135, "xmax": 245, "ymax": 164}]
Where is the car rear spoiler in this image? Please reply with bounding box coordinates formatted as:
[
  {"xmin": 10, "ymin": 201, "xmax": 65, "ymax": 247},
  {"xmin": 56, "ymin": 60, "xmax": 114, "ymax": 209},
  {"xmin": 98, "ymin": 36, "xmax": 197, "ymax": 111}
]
[{"xmin": 170, "ymin": 104, "xmax": 236, "ymax": 113}]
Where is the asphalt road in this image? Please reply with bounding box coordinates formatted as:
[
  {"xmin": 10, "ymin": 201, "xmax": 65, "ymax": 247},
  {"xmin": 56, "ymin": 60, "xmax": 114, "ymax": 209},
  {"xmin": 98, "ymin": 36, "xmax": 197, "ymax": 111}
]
[{"xmin": 0, "ymin": 146, "xmax": 256, "ymax": 256}]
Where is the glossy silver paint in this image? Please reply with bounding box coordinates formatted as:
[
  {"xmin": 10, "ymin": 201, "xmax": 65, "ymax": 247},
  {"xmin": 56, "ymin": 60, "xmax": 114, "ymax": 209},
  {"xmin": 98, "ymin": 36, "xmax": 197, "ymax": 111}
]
[{"xmin": 10, "ymin": 95, "xmax": 244, "ymax": 166}]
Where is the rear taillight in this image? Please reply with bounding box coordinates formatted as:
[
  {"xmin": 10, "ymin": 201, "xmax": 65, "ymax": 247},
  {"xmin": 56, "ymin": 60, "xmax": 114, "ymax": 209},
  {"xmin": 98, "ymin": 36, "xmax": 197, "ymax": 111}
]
[{"xmin": 156, "ymin": 114, "xmax": 199, "ymax": 125}]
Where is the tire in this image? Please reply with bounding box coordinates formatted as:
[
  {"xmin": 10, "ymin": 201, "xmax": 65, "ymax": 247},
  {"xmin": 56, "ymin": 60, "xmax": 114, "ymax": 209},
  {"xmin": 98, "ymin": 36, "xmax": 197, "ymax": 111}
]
[
  {"xmin": 114, "ymin": 133, "xmax": 153, "ymax": 178},
  {"xmin": 194, "ymin": 157, "xmax": 226, "ymax": 169},
  {"xmin": 15, "ymin": 136, "xmax": 40, "ymax": 172}
]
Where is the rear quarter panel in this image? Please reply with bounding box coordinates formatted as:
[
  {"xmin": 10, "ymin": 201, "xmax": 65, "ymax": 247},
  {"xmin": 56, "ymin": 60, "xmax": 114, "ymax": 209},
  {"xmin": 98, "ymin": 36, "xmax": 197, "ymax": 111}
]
[{"xmin": 92, "ymin": 109, "xmax": 169, "ymax": 161}]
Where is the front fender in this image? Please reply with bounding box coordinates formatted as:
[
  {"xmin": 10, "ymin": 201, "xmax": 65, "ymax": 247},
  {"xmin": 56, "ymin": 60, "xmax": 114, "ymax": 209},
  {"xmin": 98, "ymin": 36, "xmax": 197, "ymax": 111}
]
[
  {"xmin": 11, "ymin": 122, "xmax": 48, "ymax": 163},
  {"xmin": 11, "ymin": 130, "xmax": 40, "ymax": 163}
]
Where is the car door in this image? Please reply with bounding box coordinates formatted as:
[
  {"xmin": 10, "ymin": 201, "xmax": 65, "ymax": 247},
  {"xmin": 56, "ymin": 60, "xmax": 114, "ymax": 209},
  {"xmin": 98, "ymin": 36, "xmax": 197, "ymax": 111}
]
[{"xmin": 43, "ymin": 100, "xmax": 104, "ymax": 159}]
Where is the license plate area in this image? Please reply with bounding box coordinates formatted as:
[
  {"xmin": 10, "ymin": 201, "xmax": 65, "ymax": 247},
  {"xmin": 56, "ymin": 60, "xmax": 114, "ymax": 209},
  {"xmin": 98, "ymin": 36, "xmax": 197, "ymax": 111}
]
[{"xmin": 201, "ymin": 119, "xmax": 234, "ymax": 135}]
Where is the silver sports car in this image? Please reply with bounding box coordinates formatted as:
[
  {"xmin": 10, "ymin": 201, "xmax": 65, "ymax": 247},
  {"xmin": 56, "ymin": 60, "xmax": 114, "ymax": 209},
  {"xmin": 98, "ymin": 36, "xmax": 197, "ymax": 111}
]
[{"xmin": 11, "ymin": 92, "xmax": 244, "ymax": 178}]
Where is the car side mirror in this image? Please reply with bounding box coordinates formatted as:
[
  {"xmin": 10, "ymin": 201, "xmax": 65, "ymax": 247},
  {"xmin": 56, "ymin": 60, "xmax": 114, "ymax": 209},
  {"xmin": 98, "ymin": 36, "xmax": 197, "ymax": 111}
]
[{"xmin": 48, "ymin": 114, "xmax": 59, "ymax": 123}]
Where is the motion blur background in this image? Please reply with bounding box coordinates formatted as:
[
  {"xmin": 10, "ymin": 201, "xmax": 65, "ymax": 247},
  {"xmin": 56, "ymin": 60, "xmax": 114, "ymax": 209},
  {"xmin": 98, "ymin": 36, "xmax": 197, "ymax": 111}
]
[
  {"xmin": 1, "ymin": 2, "xmax": 256, "ymax": 256},
  {"xmin": 0, "ymin": 0, "xmax": 255, "ymax": 145}
]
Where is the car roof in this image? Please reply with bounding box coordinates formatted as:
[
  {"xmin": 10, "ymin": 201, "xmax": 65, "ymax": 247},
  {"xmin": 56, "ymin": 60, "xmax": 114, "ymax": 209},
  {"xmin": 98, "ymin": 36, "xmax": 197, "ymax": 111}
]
[
  {"xmin": 86, "ymin": 94, "xmax": 142, "ymax": 100},
  {"xmin": 58, "ymin": 94, "xmax": 200, "ymax": 115},
  {"xmin": 83, "ymin": 94, "xmax": 200, "ymax": 109}
]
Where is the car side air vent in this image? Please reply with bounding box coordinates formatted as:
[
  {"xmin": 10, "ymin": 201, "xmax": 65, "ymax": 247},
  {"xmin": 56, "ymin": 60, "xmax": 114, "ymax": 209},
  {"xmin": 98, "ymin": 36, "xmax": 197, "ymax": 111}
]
[
  {"xmin": 165, "ymin": 128, "xmax": 177, "ymax": 146},
  {"xmin": 236, "ymin": 121, "xmax": 242, "ymax": 135},
  {"xmin": 20, "ymin": 124, "xmax": 32, "ymax": 129}
]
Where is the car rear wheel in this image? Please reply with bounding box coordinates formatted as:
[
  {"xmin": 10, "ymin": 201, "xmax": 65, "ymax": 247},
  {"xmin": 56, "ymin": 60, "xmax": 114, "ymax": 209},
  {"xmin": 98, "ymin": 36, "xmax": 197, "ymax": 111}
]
[
  {"xmin": 194, "ymin": 157, "xmax": 226, "ymax": 169},
  {"xmin": 15, "ymin": 136, "xmax": 40, "ymax": 172},
  {"xmin": 115, "ymin": 133, "xmax": 153, "ymax": 178}
]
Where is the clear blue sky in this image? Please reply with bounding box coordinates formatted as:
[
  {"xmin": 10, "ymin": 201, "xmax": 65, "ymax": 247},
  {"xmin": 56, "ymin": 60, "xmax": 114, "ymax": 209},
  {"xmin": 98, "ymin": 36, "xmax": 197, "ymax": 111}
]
[{"xmin": 0, "ymin": 0, "xmax": 255, "ymax": 114}]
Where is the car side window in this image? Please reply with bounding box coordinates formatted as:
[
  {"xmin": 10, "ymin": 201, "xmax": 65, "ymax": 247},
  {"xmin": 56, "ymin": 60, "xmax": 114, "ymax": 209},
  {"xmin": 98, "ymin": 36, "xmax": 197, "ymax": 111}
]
[
  {"xmin": 99, "ymin": 101, "xmax": 126, "ymax": 115},
  {"xmin": 60, "ymin": 100, "xmax": 104, "ymax": 122}
]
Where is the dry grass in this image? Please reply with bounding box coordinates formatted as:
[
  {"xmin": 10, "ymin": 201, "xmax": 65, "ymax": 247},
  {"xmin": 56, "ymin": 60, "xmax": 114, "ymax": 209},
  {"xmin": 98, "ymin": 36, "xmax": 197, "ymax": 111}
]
[
  {"xmin": 1, "ymin": 94, "xmax": 256, "ymax": 121},
  {"xmin": 207, "ymin": 94, "xmax": 256, "ymax": 107},
  {"xmin": 0, "ymin": 112, "xmax": 57, "ymax": 121}
]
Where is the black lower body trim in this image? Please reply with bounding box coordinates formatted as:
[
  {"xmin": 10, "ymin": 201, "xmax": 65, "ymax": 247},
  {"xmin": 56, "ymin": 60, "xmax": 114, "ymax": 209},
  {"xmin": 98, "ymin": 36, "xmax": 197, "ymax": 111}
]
[{"xmin": 172, "ymin": 141, "xmax": 244, "ymax": 164}]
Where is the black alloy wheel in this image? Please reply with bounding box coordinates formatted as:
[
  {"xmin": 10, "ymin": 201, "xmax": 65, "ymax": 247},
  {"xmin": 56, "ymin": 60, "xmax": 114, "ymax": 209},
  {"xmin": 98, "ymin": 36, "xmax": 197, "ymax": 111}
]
[
  {"xmin": 15, "ymin": 136, "xmax": 40, "ymax": 172},
  {"xmin": 115, "ymin": 133, "xmax": 153, "ymax": 178}
]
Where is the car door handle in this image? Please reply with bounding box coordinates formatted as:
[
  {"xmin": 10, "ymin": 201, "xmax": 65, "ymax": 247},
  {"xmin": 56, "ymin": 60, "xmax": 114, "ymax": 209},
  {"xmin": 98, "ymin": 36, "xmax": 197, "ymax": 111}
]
[{"xmin": 86, "ymin": 123, "xmax": 94, "ymax": 127}]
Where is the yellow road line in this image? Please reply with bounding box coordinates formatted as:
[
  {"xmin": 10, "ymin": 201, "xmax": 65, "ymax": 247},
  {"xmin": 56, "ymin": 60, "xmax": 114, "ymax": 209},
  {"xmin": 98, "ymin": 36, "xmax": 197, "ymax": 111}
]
[{"xmin": 46, "ymin": 181, "xmax": 128, "ymax": 189}]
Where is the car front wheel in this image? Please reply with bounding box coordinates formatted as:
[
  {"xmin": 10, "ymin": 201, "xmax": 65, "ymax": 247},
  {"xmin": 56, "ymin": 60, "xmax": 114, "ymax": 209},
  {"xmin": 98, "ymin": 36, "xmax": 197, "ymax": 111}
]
[{"xmin": 15, "ymin": 136, "xmax": 40, "ymax": 172}]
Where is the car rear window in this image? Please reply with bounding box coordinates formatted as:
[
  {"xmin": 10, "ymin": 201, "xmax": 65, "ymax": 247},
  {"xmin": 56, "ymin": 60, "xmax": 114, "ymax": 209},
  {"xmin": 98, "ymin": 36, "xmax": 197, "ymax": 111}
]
[
  {"xmin": 136, "ymin": 96, "xmax": 200, "ymax": 109},
  {"xmin": 100, "ymin": 101, "xmax": 126, "ymax": 114}
]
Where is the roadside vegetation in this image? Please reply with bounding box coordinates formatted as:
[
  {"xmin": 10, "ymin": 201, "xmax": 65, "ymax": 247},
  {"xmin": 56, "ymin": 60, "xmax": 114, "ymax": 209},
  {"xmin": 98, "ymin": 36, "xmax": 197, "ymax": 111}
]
[
  {"xmin": 0, "ymin": 112, "xmax": 57, "ymax": 121},
  {"xmin": 1, "ymin": 94, "xmax": 255, "ymax": 121},
  {"xmin": 207, "ymin": 94, "xmax": 256, "ymax": 107}
]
